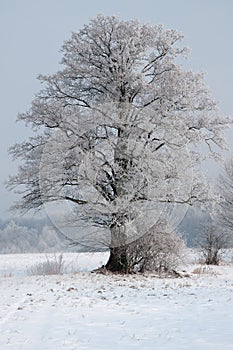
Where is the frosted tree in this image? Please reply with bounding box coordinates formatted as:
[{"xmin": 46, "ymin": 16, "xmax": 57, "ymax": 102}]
[{"xmin": 7, "ymin": 15, "xmax": 229, "ymax": 272}]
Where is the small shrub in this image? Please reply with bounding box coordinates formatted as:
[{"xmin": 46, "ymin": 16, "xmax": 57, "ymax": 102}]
[
  {"xmin": 124, "ymin": 221, "xmax": 185, "ymax": 275},
  {"xmin": 27, "ymin": 253, "xmax": 64, "ymax": 276}
]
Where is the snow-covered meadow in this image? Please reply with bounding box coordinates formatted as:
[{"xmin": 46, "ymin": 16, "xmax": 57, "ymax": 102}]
[{"xmin": 0, "ymin": 252, "xmax": 233, "ymax": 350}]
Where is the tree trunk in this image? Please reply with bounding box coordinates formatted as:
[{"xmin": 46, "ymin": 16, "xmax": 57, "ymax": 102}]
[
  {"xmin": 105, "ymin": 246, "xmax": 129, "ymax": 273},
  {"xmin": 105, "ymin": 123, "xmax": 131, "ymax": 273}
]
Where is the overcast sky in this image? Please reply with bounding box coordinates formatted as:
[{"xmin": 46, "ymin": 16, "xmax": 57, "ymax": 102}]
[{"xmin": 1, "ymin": 0, "xmax": 233, "ymax": 218}]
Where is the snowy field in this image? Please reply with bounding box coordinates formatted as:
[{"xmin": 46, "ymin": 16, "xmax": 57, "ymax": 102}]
[{"xmin": 0, "ymin": 252, "xmax": 233, "ymax": 350}]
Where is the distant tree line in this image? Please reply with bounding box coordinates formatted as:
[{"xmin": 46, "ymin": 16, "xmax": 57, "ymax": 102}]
[{"xmin": 0, "ymin": 218, "xmax": 67, "ymax": 253}]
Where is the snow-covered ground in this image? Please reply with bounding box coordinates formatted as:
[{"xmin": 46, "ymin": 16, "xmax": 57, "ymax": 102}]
[{"xmin": 0, "ymin": 252, "xmax": 233, "ymax": 349}]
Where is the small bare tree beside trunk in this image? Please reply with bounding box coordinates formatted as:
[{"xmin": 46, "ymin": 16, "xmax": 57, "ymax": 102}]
[{"xmin": 200, "ymin": 223, "xmax": 229, "ymax": 265}]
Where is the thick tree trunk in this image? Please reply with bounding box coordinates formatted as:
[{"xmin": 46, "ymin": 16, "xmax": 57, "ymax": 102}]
[
  {"xmin": 105, "ymin": 246, "xmax": 129, "ymax": 273},
  {"xmin": 105, "ymin": 124, "xmax": 131, "ymax": 273}
]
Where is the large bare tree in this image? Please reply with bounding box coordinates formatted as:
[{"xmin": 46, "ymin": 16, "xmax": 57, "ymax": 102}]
[{"xmin": 7, "ymin": 15, "xmax": 229, "ymax": 272}]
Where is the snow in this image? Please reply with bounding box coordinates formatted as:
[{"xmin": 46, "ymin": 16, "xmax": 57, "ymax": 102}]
[{"xmin": 0, "ymin": 252, "xmax": 233, "ymax": 349}]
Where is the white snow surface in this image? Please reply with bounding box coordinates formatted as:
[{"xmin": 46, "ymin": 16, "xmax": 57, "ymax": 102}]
[{"xmin": 0, "ymin": 252, "xmax": 233, "ymax": 350}]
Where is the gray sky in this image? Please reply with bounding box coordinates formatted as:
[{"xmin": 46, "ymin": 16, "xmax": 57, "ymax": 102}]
[{"xmin": 1, "ymin": 0, "xmax": 233, "ymax": 218}]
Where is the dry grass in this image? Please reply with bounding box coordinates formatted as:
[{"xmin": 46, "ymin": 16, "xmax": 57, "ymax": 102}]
[
  {"xmin": 192, "ymin": 266, "xmax": 217, "ymax": 276},
  {"xmin": 27, "ymin": 253, "xmax": 64, "ymax": 276}
]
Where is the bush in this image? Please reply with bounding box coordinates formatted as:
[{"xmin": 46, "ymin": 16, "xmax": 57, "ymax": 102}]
[
  {"xmin": 27, "ymin": 253, "xmax": 64, "ymax": 275},
  {"xmin": 122, "ymin": 221, "xmax": 185, "ymax": 274}
]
